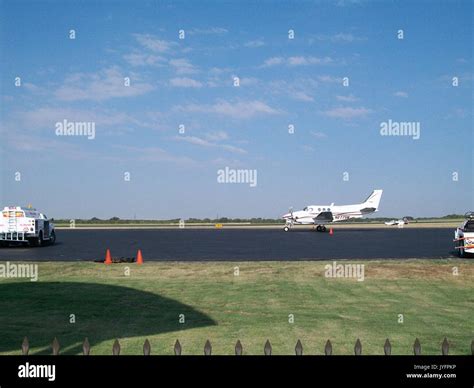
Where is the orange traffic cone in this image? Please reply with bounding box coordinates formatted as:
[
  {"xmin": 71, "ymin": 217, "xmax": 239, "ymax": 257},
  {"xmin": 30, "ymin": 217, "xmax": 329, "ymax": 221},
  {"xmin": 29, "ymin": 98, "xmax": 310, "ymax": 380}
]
[
  {"xmin": 137, "ymin": 249, "xmax": 144, "ymax": 265},
  {"xmin": 329, "ymin": 228, "xmax": 334, "ymax": 235},
  {"xmin": 105, "ymin": 249, "xmax": 112, "ymax": 264}
]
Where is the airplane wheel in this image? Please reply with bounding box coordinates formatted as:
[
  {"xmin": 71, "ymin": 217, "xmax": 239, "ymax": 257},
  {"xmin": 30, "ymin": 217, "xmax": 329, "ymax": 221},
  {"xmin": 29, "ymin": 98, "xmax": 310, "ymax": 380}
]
[
  {"xmin": 284, "ymin": 226, "xmax": 290, "ymax": 232},
  {"xmin": 316, "ymin": 225, "xmax": 322, "ymax": 232},
  {"xmin": 321, "ymin": 226, "xmax": 327, "ymax": 232}
]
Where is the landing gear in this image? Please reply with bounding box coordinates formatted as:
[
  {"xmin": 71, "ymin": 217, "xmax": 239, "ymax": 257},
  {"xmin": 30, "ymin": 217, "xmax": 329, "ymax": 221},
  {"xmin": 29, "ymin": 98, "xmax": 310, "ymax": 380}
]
[
  {"xmin": 316, "ymin": 225, "xmax": 327, "ymax": 232},
  {"xmin": 283, "ymin": 220, "xmax": 293, "ymax": 232},
  {"xmin": 284, "ymin": 226, "xmax": 290, "ymax": 232}
]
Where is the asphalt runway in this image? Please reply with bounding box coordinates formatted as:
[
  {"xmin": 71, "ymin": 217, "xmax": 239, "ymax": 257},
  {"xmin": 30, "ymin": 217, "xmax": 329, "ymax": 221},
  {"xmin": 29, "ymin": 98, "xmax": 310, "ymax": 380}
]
[{"xmin": 0, "ymin": 228, "xmax": 459, "ymax": 261}]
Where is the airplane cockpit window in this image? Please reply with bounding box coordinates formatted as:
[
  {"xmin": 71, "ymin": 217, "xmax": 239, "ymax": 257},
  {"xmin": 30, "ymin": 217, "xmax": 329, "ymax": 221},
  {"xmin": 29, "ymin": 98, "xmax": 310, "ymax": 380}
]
[{"xmin": 303, "ymin": 207, "xmax": 308, "ymax": 211}]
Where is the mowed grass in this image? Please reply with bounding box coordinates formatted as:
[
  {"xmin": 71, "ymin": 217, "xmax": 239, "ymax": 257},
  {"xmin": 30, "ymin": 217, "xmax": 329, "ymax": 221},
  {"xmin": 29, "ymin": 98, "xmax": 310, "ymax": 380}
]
[{"xmin": 0, "ymin": 260, "xmax": 472, "ymax": 355}]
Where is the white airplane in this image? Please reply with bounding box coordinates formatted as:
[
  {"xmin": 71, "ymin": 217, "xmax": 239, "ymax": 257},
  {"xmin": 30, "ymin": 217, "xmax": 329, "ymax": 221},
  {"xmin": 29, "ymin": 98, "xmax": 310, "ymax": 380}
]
[
  {"xmin": 282, "ymin": 190, "xmax": 383, "ymax": 232},
  {"xmin": 384, "ymin": 218, "xmax": 408, "ymax": 226}
]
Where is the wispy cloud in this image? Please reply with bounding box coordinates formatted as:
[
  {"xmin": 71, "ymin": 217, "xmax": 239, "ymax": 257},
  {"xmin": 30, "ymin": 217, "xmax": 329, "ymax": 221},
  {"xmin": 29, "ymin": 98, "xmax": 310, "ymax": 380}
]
[
  {"xmin": 268, "ymin": 78, "xmax": 318, "ymax": 102},
  {"xmin": 123, "ymin": 53, "xmax": 166, "ymax": 66},
  {"xmin": 262, "ymin": 56, "xmax": 333, "ymax": 67},
  {"xmin": 8, "ymin": 106, "xmax": 145, "ymax": 133},
  {"xmin": 318, "ymin": 75, "xmax": 343, "ymax": 83},
  {"xmin": 393, "ymin": 91, "xmax": 408, "ymax": 98},
  {"xmin": 311, "ymin": 33, "xmax": 366, "ymax": 43},
  {"xmin": 336, "ymin": 94, "xmax": 358, "ymax": 102},
  {"xmin": 113, "ymin": 145, "xmax": 198, "ymax": 166},
  {"xmin": 174, "ymin": 133, "xmax": 247, "ymax": 154},
  {"xmin": 174, "ymin": 100, "xmax": 281, "ymax": 119},
  {"xmin": 169, "ymin": 58, "xmax": 198, "ymax": 74},
  {"xmin": 244, "ymin": 39, "xmax": 265, "ymax": 48},
  {"xmin": 289, "ymin": 90, "xmax": 314, "ymax": 102},
  {"xmin": 310, "ymin": 131, "xmax": 327, "ymax": 138},
  {"xmin": 133, "ymin": 33, "xmax": 177, "ymax": 52},
  {"xmin": 170, "ymin": 77, "xmax": 203, "ymax": 88},
  {"xmin": 187, "ymin": 27, "xmax": 228, "ymax": 35},
  {"xmin": 322, "ymin": 106, "xmax": 372, "ymax": 119},
  {"xmin": 54, "ymin": 67, "xmax": 154, "ymax": 101},
  {"xmin": 300, "ymin": 145, "xmax": 314, "ymax": 152}
]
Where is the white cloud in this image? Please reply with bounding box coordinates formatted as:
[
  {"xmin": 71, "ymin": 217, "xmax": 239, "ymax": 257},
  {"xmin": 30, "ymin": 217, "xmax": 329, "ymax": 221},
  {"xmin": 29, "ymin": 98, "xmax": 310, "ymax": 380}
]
[
  {"xmin": 55, "ymin": 67, "xmax": 154, "ymax": 101},
  {"xmin": 205, "ymin": 131, "xmax": 229, "ymax": 141},
  {"xmin": 12, "ymin": 106, "xmax": 145, "ymax": 132},
  {"xmin": 175, "ymin": 100, "xmax": 281, "ymax": 119},
  {"xmin": 310, "ymin": 131, "xmax": 327, "ymax": 138},
  {"xmin": 133, "ymin": 33, "xmax": 177, "ymax": 52},
  {"xmin": 262, "ymin": 56, "xmax": 333, "ymax": 67},
  {"xmin": 322, "ymin": 107, "xmax": 371, "ymax": 119},
  {"xmin": 170, "ymin": 77, "xmax": 203, "ymax": 88},
  {"xmin": 244, "ymin": 39, "xmax": 265, "ymax": 48},
  {"xmin": 238, "ymin": 76, "xmax": 260, "ymax": 86},
  {"xmin": 267, "ymin": 79, "xmax": 317, "ymax": 102},
  {"xmin": 301, "ymin": 145, "xmax": 314, "ymax": 152},
  {"xmin": 394, "ymin": 91, "xmax": 408, "ymax": 98},
  {"xmin": 187, "ymin": 27, "xmax": 228, "ymax": 35},
  {"xmin": 262, "ymin": 57, "xmax": 284, "ymax": 67},
  {"xmin": 169, "ymin": 58, "xmax": 198, "ymax": 75},
  {"xmin": 289, "ymin": 90, "xmax": 314, "ymax": 102},
  {"xmin": 124, "ymin": 53, "xmax": 166, "ymax": 66},
  {"xmin": 318, "ymin": 75, "xmax": 343, "ymax": 83},
  {"xmin": 336, "ymin": 94, "xmax": 358, "ymax": 102},
  {"xmin": 312, "ymin": 33, "xmax": 365, "ymax": 43},
  {"xmin": 113, "ymin": 145, "xmax": 197, "ymax": 165},
  {"xmin": 174, "ymin": 134, "xmax": 247, "ymax": 154}
]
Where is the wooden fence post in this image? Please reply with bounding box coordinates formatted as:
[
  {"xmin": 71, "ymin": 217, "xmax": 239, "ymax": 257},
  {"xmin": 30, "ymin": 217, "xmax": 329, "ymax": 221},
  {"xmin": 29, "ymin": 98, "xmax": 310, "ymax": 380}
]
[
  {"xmin": 174, "ymin": 339, "xmax": 182, "ymax": 355},
  {"xmin": 295, "ymin": 339, "xmax": 303, "ymax": 356},
  {"xmin": 204, "ymin": 340, "xmax": 212, "ymax": 356},
  {"xmin": 413, "ymin": 338, "xmax": 421, "ymax": 355},
  {"xmin": 112, "ymin": 339, "xmax": 121, "ymax": 355},
  {"xmin": 235, "ymin": 340, "xmax": 243, "ymax": 356},
  {"xmin": 384, "ymin": 338, "xmax": 391, "ymax": 355},
  {"xmin": 441, "ymin": 338, "xmax": 449, "ymax": 355},
  {"xmin": 143, "ymin": 339, "xmax": 151, "ymax": 356},
  {"xmin": 83, "ymin": 337, "xmax": 90, "ymax": 355},
  {"xmin": 21, "ymin": 337, "xmax": 29, "ymax": 356},
  {"xmin": 324, "ymin": 339, "xmax": 332, "ymax": 355},
  {"xmin": 354, "ymin": 339, "xmax": 362, "ymax": 355},
  {"xmin": 264, "ymin": 340, "xmax": 272, "ymax": 355},
  {"xmin": 51, "ymin": 337, "xmax": 60, "ymax": 355}
]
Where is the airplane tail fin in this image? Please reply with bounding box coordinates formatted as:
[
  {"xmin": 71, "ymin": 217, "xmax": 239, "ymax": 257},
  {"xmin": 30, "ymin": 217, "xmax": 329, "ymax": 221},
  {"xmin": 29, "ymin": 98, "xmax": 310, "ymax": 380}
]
[{"xmin": 361, "ymin": 190, "xmax": 383, "ymax": 212}]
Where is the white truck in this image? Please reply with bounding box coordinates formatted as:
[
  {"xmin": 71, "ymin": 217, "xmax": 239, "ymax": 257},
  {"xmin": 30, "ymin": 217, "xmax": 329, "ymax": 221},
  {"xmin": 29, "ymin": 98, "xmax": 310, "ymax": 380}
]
[
  {"xmin": 454, "ymin": 212, "xmax": 474, "ymax": 258},
  {"xmin": 0, "ymin": 206, "xmax": 56, "ymax": 247}
]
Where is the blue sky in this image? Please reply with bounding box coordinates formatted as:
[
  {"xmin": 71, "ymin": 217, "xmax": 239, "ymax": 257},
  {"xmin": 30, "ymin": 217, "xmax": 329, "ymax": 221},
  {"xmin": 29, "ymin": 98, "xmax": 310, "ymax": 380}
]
[{"xmin": 0, "ymin": 0, "xmax": 472, "ymax": 219}]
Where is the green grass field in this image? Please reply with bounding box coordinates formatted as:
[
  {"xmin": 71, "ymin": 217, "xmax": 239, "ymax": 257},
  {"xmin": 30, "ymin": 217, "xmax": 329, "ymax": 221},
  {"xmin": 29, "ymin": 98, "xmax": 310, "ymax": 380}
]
[{"xmin": 0, "ymin": 260, "xmax": 472, "ymax": 355}]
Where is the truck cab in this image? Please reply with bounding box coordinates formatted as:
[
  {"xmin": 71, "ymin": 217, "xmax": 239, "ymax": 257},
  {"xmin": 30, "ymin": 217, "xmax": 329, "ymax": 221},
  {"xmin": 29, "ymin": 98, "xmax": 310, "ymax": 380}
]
[
  {"xmin": 0, "ymin": 206, "xmax": 56, "ymax": 247},
  {"xmin": 454, "ymin": 212, "xmax": 474, "ymax": 258}
]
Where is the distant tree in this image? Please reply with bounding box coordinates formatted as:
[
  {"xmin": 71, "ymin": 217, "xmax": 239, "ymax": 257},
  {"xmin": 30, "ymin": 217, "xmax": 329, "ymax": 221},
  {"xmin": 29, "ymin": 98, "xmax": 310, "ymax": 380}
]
[{"xmin": 109, "ymin": 217, "xmax": 120, "ymax": 221}]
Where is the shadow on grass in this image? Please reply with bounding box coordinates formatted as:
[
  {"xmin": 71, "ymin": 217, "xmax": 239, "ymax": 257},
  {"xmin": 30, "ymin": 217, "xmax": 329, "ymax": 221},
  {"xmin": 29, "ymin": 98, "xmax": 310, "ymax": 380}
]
[{"xmin": 0, "ymin": 282, "xmax": 216, "ymax": 354}]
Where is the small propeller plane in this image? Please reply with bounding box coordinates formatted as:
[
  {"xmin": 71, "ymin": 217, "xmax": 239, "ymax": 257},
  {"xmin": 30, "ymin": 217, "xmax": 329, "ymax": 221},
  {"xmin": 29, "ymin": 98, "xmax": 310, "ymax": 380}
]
[{"xmin": 282, "ymin": 190, "xmax": 383, "ymax": 232}]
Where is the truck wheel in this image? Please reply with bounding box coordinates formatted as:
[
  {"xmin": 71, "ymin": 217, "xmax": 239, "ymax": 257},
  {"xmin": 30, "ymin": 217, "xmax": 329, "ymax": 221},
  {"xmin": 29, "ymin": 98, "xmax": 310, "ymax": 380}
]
[
  {"xmin": 30, "ymin": 231, "xmax": 43, "ymax": 247},
  {"xmin": 49, "ymin": 230, "xmax": 56, "ymax": 245}
]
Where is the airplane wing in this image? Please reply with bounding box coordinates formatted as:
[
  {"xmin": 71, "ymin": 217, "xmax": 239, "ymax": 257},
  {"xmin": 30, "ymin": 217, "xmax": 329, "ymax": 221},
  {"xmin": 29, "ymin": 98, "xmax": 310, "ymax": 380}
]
[{"xmin": 314, "ymin": 211, "xmax": 333, "ymax": 222}]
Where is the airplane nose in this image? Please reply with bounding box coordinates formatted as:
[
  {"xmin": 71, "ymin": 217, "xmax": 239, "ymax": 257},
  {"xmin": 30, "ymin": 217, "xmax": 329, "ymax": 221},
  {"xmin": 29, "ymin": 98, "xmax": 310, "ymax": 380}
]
[{"xmin": 282, "ymin": 213, "xmax": 290, "ymax": 219}]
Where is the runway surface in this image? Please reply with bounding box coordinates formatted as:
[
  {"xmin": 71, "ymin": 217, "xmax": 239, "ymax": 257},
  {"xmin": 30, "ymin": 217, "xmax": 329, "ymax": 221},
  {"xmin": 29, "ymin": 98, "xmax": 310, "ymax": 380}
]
[{"xmin": 0, "ymin": 228, "xmax": 458, "ymax": 261}]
